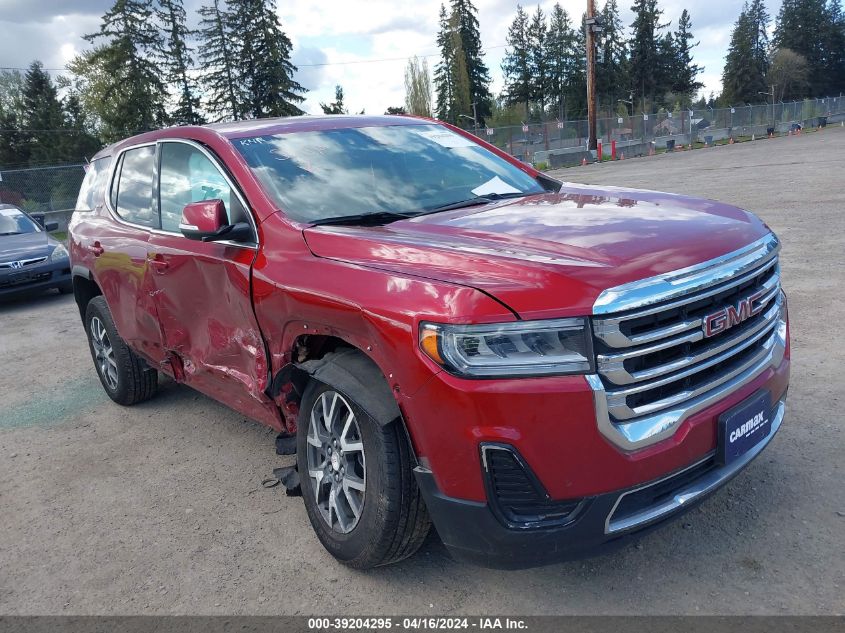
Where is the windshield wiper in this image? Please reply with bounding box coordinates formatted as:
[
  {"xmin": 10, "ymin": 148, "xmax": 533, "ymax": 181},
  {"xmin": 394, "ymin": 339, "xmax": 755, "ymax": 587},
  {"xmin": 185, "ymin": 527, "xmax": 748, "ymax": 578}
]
[
  {"xmin": 309, "ymin": 211, "xmax": 415, "ymax": 227},
  {"xmin": 416, "ymin": 192, "xmax": 530, "ymax": 216},
  {"xmin": 309, "ymin": 192, "xmax": 532, "ymax": 226},
  {"xmin": 0, "ymin": 232, "xmax": 22, "ymax": 236}
]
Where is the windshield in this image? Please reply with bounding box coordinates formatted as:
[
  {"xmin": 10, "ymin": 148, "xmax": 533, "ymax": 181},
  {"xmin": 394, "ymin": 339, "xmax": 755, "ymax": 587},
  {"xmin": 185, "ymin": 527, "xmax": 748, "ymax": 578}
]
[
  {"xmin": 0, "ymin": 207, "xmax": 40, "ymax": 236},
  {"xmin": 233, "ymin": 124, "xmax": 545, "ymax": 223}
]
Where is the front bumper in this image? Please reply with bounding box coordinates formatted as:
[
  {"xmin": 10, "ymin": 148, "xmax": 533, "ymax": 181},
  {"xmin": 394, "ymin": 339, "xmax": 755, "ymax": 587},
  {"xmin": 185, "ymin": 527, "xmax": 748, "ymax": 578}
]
[
  {"xmin": 0, "ymin": 260, "xmax": 71, "ymax": 297},
  {"xmin": 417, "ymin": 395, "xmax": 786, "ymax": 569}
]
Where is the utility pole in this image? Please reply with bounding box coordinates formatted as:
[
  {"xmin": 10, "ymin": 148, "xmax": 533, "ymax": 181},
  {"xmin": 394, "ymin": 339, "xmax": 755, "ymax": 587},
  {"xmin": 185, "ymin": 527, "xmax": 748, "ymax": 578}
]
[
  {"xmin": 585, "ymin": 0, "xmax": 599, "ymax": 151},
  {"xmin": 758, "ymin": 85, "xmax": 775, "ymax": 127}
]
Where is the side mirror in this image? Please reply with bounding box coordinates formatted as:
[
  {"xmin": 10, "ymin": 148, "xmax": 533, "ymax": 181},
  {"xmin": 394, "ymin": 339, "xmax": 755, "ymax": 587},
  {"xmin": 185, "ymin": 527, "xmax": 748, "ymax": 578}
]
[
  {"xmin": 179, "ymin": 200, "xmax": 252, "ymax": 243},
  {"xmin": 31, "ymin": 213, "xmax": 46, "ymax": 227},
  {"xmin": 45, "ymin": 221, "xmax": 59, "ymax": 232}
]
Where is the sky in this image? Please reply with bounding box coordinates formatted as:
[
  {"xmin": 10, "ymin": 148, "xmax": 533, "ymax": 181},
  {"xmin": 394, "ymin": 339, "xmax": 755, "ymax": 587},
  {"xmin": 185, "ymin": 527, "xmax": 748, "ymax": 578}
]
[{"xmin": 0, "ymin": 0, "xmax": 784, "ymax": 117}]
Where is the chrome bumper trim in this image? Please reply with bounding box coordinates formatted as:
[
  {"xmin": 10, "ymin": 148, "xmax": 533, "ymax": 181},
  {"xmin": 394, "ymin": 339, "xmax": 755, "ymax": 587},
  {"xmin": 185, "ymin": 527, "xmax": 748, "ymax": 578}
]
[{"xmin": 604, "ymin": 397, "xmax": 786, "ymax": 535}]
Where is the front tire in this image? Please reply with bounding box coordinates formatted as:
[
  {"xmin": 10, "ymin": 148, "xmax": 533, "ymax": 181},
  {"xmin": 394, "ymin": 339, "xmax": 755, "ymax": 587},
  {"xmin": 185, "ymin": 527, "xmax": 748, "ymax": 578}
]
[
  {"xmin": 297, "ymin": 381, "xmax": 430, "ymax": 568},
  {"xmin": 84, "ymin": 296, "xmax": 158, "ymax": 406}
]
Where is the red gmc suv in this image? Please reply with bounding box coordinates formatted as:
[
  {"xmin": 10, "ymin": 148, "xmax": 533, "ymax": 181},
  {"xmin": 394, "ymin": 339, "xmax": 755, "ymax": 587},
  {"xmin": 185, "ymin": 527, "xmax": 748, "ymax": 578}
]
[{"xmin": 69, "ymin": 116, "xmax": 789, "ymax": 569}]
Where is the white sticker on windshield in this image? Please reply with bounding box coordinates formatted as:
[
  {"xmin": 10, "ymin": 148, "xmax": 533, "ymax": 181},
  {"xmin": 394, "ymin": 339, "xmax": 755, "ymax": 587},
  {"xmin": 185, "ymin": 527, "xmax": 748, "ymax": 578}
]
[
  {"xmin": 409, "ymin": 128, "xmax": 477, "ymax": 148},
  {"xmin": 471, "ymin": 176, "xmax": 522, "ymax": 197}
]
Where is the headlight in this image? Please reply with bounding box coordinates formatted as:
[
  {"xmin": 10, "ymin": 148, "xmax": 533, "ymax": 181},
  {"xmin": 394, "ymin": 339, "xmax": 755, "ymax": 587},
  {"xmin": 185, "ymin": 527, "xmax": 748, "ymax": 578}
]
[
  {"xmin": 419, "ymin": 318, "xmax": 593, "ymax": 378},
  {"xmin": 50, "ymin": 244, "xmax": 69, "ymax": 261}
]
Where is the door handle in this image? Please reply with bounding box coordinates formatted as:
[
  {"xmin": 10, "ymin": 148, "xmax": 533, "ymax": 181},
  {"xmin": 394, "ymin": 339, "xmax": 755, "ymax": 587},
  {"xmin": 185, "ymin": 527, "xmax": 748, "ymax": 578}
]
[
  {"xmin": 91, "ymin": 241, "xmax": 104, "ymax": 257},
  {"xmin": 147, "ymin": 256, "xmax": 169, "ymax": 272}
]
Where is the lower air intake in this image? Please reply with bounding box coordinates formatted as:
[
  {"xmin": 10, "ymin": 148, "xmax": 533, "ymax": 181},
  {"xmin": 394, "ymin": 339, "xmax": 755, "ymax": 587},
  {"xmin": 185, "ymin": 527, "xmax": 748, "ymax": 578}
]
[{"xmin": 482, "ymin": 444, "xmax": 584, "ymax": 529}]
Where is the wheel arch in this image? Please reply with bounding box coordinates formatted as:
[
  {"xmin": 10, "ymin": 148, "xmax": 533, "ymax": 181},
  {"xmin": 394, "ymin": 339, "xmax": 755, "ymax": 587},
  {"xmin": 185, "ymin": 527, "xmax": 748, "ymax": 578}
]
[
  {"xmin": 72, "ymin": 266, "xmax": 102, "ymax": 321},
  {"xmin": 269, "ymin": 336, "xmax": 417, "ymax": 463},
  {"xmin": 271, "ymin": 337, "xmax": 400, "ymax": 426}
]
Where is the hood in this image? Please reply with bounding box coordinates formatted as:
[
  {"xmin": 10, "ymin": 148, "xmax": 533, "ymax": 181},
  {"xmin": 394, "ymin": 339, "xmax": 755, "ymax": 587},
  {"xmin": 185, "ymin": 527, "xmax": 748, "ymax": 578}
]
[
  {"xmin": 302, "ymin": 183, "xmax": 771, "ymax": 317},
  {"xmin": 0, "ymin": 231, "xmax": 52, "ymax": 264}
]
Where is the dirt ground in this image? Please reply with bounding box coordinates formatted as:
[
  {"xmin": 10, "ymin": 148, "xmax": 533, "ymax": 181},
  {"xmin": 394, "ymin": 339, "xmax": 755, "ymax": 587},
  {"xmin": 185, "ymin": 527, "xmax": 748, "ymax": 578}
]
[{"xmin": 1, "ymin": 127, "xmax": 843, "ymax": 616}]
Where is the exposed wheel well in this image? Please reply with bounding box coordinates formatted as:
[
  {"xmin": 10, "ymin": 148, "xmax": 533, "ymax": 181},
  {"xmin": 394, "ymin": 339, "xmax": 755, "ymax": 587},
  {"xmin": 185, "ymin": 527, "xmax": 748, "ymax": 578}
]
[
  {"xmin": 291, "ymin": 334, "xmax": 352, "ymax": 364},
  {"xmin": 73, "ymin": 275, "xmax": 102, "ymax": 321},
  {"xmin": 271, "ymin": 335, "xmax": 416, "ymax": 461}
]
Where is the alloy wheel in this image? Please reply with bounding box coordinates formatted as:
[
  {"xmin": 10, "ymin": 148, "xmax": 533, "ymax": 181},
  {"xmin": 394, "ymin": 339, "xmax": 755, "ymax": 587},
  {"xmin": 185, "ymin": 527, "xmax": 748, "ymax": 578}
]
[
  {"xmin": 90, "ymin": 316, "xmax": 118, "ymax": 390},
  {"xmin": 305, "ymin": 390, "xmax": 366, "ymax": 534}
]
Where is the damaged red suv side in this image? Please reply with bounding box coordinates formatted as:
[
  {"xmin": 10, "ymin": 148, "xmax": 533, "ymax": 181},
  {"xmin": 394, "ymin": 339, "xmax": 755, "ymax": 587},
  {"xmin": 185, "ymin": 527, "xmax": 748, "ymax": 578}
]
[{"xmin": 69, "ymin": 116, "xmax": 789, "ymax": 569}]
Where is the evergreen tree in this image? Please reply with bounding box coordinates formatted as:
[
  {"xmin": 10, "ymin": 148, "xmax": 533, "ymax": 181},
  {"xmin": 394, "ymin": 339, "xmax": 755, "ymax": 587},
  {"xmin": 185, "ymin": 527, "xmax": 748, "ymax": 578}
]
[
  {"xmin": 822, "ymin": 0, "xmax": 845, "ymax": 93},
  {"xmin": 449, "ymin": 0, "xmax": 493, "ymax": 122},
  {"xmin": 629, "ymin": 0, "xmax": 667, "ymax": 108},
  {"xmin": 670, "ymin": 10, "xmax": 704, "ymax": 102},
  {"xmin": 59, "ymin": 93, "xmax": 103, "ymax": 162},
  {"xmin": 449, "ymin": 11, "xmax": 473, "ymax": 125},
  {"xmin": 320, "ymin": 85, "xmax": 347, "ymax": 114},
  {"xmin": 655, "ymin": 31, "xmax": 677, "ymax": 105},
  {"xmin": 528, "ymin": 6, "xmax": 549, "ymax": 116},
  {"xmin": 0, "ymin": 72, "xmax": 26, "ymax": 168},
  {"xmin": 21, "ymin": 62, "xmax": 65, "ymax": 164},
  {"xmin": 434, "ymin": 5, "xmax": 455, "ymax": 121},
  {"xmin": 433, "ymin": 5, "xmax": 471, "ymax": 123},
  {"xmin": 545, "ymin": 3, "xmax": 579, "ymax": 120},
  {"xmin": 228, "ymin": 0, "xmax": 305, "ymax": 118},
  {"xmin": 775, "ymin": 0, "xmax": 844, "ymax": 95},
  {"xmin": 198, "ymin": 0, "xmax": 243, "ymax": 121},
  {"xmin": 565, "ymin": 14, "xmax": 589, "ymax": 118},
  {"xmin": 597, "ymin": 0, "xmax": 629, "ymax": 111},
  {"xmin": 723, "ymin": 4, "xmax": 768, "ymax": 103},
  {"xmin": 748, "ymin": 0, "xmax": 771, "ymax": 77},
  {"xmin": 75, "ymin": 0, "xmax": 168, "ymax": 139},
  {"xmin": 157, "ymin": 0, "xmax": 203, "ymax": 125},
  {"xmin": 502, "ymin": 5, "xmax": 532, "ymax": 114}
]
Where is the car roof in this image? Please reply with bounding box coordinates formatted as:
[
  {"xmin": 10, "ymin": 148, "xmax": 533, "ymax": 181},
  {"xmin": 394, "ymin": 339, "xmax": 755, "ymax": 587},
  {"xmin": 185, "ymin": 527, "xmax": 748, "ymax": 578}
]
[
  {"xmin": 0, "ymin": 203, "xmax": 22, "ymax": 211},
  {"xmin": 92, "ymin": 114, "xmax": 433, "ymax": 161},
  {"xmin": 207, "ymin": 114, "xmax": 427, "ymax": 138}
]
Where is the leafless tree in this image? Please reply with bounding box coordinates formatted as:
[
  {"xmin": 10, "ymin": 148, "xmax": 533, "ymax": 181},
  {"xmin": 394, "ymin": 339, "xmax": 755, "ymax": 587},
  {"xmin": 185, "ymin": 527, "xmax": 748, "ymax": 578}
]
[
  {"xmin": 767, "ymin": 48, "xmax": 810, "ymax": 101},
  {"xmin": 404, "ymin": 56, "xmax": 433, "ymax": 117}
]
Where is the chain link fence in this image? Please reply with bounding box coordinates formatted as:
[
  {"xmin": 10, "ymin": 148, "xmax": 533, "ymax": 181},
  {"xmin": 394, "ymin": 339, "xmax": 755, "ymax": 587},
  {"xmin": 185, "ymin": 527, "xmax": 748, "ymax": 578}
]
[
  {"xmin": 471, "ymin": 95, "xmax": 845, "ymax": 167},
  {"xmin": 0, "ymin": 163, "xmax": 85, "ymax": 213},
  {"xmin": 1, "ymin": 95, "xmax": 842, "ymax": 214}
]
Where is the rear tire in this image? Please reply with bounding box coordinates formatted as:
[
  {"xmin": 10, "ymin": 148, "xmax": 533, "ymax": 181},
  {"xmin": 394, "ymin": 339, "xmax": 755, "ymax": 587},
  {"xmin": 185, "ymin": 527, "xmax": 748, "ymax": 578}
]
[
  {"xmin": 297, "ymin": 380, "xmax": 430, "ymax": 568},
  {"xmin": 84, "ymin": 296, "xmax": 158, "ymax": 406}
]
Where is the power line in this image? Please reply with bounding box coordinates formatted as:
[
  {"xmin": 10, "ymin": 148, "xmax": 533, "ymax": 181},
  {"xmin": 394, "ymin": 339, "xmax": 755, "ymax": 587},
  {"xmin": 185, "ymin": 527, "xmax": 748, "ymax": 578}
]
[
  {"xmin": 295, "ymin": 44, "xmax": 507, "ymax": 67},
  {"xmin": 0, "ymin": 43, "xmax": 508, "ymax": 73}
]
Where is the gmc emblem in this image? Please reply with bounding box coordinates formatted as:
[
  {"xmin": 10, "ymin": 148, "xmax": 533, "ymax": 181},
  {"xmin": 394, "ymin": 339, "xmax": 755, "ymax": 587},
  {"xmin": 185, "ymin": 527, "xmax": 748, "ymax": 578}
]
[{"xmin": 702, "ymin": 289, "xmax": 767, "ymax": 338}]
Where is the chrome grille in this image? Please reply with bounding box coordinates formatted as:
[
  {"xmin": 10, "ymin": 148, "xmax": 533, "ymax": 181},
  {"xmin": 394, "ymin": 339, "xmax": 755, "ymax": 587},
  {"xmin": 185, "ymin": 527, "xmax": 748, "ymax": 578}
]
[
  {"xmin": 589, "ymin": 234, "xmax": 787, "ymax": 451},
  {"xmin": 0, "ymin": 256, "xmax": 47, "ymax": 269}
]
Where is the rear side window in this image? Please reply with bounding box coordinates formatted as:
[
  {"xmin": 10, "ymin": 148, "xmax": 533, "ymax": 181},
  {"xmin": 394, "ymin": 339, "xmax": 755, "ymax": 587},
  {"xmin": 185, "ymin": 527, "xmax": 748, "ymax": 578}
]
[
  {"xmin": 76, "ymin": 157, "xmax": 112, "ymax": 212},
  {"xmin": 112, "ymin": 146, "xmax": 157, "ymax": 227}
]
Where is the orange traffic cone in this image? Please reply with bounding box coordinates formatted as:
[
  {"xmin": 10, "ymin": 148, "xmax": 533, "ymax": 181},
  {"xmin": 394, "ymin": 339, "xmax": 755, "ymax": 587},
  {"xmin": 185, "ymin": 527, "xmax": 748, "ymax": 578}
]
[
  {"xmin": 581, "ymin": 157, "xmax": 588, "ymax": 166},
  {"xmin": 729, "ymin": 137, "xmax": 735, "ymax": 144},
  {"xmin": 619, "ymin": 151, "xmax": 625, "ymax": 160}
]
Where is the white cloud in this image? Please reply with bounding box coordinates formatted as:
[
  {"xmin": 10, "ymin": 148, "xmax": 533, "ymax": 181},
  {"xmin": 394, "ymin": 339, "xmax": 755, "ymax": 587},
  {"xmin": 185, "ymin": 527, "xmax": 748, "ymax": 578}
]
[{"xmin": 1, "ymin": 0, "xmax": 777, "ymax": 117}]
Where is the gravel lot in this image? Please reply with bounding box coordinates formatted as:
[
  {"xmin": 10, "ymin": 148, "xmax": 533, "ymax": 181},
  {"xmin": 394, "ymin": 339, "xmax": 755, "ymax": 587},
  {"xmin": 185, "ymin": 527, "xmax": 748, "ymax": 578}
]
[{"xmin": 1, "ymin": 127, "xmax": 843, "ymax": 616}]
